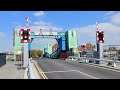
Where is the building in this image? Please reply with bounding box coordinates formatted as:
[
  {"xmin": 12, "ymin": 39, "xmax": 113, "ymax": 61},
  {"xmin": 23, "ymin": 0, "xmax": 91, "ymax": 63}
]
[
  {"xmin": 81, "ymin": 50, "xmax": 97, "ymax": 58},
  {"xmin": 78, "ymin": 43, "xmax": 95, "ymax": 52},
  {"xmin": 78, "ymin": 43, "xmax": 96, "ymax": 58},
  {"xmin": 52, "ymin": 43, "xmax": 58, "ymax": 53}
]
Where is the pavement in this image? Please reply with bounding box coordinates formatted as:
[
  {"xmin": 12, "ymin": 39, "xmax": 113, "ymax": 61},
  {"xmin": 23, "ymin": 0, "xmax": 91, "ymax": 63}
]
[
  {"xmin": 37, "ymin": 58, "xmax": 120, "ymax": 79},
  {"xmin": 0, "ymin": 60, "xmax": 25, "ymax": 79}
]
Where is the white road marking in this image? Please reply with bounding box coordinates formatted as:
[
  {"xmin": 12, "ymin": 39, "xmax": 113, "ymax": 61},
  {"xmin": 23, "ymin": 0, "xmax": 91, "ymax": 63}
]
[
  {"xmin": 85, "ymin": 63, "xmax": 120, "ymax": 73},
  {"xmin": 74, "ymin": 70, "xmax": 99, "ymax": 79},
  {"xmin": 42, "ymin": 69, "xmax": 98, "ymax": 79},
  {"xmin": 67, "ymin": 60, "xmax": 120, "ymax": 73}
]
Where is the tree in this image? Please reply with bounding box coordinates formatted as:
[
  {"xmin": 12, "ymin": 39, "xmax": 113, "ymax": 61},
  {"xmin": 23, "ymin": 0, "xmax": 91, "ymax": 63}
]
[
  {"xmin": 30, "ymin": 49, "xmax": 43, "ymax": 58},
  {"xmin": 31, "ymin": 49, "xmax": 37, "ymax": 58},
  {"xmin": 36, "ymin": 50, "xmax": 43, "ymax": 57}
]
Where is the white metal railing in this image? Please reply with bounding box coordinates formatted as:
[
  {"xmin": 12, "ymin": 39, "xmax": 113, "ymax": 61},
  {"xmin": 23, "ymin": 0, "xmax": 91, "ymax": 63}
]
[
  {"xmin": 28, "ymin": 59, "xmax": 35, "ymax": 79},
  {"xmin": 68, "ymin": 56, "xmax": 120, "ymax": 67}
]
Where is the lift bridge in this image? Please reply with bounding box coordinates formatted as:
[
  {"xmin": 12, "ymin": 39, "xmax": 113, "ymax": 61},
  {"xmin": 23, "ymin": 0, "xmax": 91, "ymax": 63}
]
[
  {"xmin": 30, "ymin": 31, "xmax": 66, "ymax": 58},
  {"xmin": 13, "ymin": 29, "xmax": 78, "ymax": 61}
]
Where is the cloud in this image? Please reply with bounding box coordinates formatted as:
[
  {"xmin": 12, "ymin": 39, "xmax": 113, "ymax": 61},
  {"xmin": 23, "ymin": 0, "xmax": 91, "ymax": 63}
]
[
  {"xmin": 0, "ymin": 32, "xmax": 6, "ymax": 37},
  {"xmin": 72, "ymin": 22, "xmax": 120, "ymax": 46},
  {"xmin": 34, "ymin": 21, "xmax": 52, "ymax": 26},
  {"xmin": 30, "ymin": 25, "xmax": 63, "ymax": 32},
  {"xmin": 33, "ymin": 11, "xmax": 44, "ymax": 17},
  {"xmin": 15, "ymin": 20, "xmax": 63, "ymax": 32},
  {"xmin": 72, "ymin": 11, "xmax": 120, "ymax": 46},
  {"xmin": 31, "ymin": 21, "xmax": 63, "ymax": 32},
  {"xmin": 104, "ymin": 11, "xmax": 116, "ymax": 16},
  {"xmin": 110, "ymin": 12, "xmax": 120, "ymax": 24}
]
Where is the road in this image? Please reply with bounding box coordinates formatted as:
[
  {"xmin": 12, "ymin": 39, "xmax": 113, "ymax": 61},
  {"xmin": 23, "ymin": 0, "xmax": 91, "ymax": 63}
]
[{"xmin": 37, "ymin": 58, "xmax": 120, "ymax": 79}]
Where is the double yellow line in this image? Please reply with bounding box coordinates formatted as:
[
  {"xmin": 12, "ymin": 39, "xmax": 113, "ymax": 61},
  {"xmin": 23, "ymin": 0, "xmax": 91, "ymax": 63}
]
[{"xmin": 34, "ymin": 62, "xmax": 48, "ymax": 79}]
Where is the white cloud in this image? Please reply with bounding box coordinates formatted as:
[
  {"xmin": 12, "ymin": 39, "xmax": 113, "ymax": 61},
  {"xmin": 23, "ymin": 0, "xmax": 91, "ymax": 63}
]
[
  {"xmin": 73, "ymin": 11, "xmax": 120, "ymax": 46},
  {"xmin": 33, "ymin": 11, "xmax": 44, "ymax": 17},
  {"xmin": 15, "ymin": 20, "xmax": 63, "ymax": 32},
  {"xmin": 72, "ymin": 22, "xmax": 120, "ymax": 46},
  {"xmin": 34, "ymin": 21, "xmax": 52, "ymax": 25},
  {"xmin": 0, "ymin": 32, "xmax": 6, "ymax": 37},
  {"xmin": 30, "ymin": 25, "xmax": 63, "ymax": 32},
  {"xmin": 104, "ymin": 11, "xmax": 116, "ymax": 16},
  {"xmin": 110, "ymin": 12, "xmax": 120, "ymax": 24}
]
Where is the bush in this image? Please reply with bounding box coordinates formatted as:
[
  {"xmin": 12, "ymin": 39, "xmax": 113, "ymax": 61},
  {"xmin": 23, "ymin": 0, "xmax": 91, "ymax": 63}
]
[{"xmin": 30, "ymin": 49, "xmax": 43, "ymax": 58}]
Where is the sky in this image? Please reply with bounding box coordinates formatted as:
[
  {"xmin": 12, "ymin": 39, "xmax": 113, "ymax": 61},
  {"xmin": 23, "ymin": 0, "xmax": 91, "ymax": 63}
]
[{"xmin": 0, "ymin": 11, "xmax": 120, "ymax": 52}]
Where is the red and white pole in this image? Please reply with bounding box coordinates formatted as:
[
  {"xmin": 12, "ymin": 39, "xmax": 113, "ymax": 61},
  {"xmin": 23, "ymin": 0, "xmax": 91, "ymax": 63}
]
[
  {"xmin": 26, "ymin": 16, "xmax": 29, "ymax": 28},
  {"xmin": 96, "ymin": 20, "xmax": 99, "ymax": 30}
]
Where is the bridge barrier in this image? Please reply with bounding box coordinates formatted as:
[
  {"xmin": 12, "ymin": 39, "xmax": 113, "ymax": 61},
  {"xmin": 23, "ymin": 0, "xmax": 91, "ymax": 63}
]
[
  {"xmin": 27, "ymin": 58, "xmax": 35, "ymax": 79},
  {"xmin": 68, "ymin": 56, "xmax": 120, "ymax": 68}
]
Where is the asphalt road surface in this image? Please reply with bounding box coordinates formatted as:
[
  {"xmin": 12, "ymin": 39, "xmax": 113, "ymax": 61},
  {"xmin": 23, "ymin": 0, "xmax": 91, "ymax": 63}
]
[{"xmin": 37, "ymin": 58, "xmax": 120, "ymax": 79}]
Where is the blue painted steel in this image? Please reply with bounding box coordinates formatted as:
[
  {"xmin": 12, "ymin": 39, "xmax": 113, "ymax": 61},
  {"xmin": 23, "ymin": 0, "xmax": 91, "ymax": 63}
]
[
  {"xmin": 59, "ymin": 36, "xmax": 66, "ymax": 51},
  {"xmin": 28, "ymin": 43, "xmax": 31, "ymax": 51},
  {"xmin": 62, "ymin": 40, "xmax": 66, "ymax": 50}
]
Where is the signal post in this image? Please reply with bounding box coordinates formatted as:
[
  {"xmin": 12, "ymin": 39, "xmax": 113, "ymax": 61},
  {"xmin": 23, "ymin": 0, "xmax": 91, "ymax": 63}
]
[
  {"xmin": 96, "ymin": 20, "xmax": 104, "ymax": 59},
  {"xmin": 20, "ymin": 28, "xmax": 31, "ymax": 67},
  {"xmin": 96, "ymin": 30, "xmax": 104, "ymax": 59}
]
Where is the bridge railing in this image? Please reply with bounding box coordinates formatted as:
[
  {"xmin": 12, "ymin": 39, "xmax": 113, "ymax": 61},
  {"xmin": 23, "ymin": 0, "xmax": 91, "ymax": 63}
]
[
  {"xmin": 27, "ymin": 59, "xmax": 35, "ymax": 79},
  {"xmin": 68, "ymin": 56, "xmax": 120, "ymax": 67}
]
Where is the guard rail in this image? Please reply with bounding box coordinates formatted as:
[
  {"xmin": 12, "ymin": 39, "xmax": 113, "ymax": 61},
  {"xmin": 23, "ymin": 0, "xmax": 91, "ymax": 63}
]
[{"xmin": 68, "ymin": 56, "xmax": 120, "ymax": 67}]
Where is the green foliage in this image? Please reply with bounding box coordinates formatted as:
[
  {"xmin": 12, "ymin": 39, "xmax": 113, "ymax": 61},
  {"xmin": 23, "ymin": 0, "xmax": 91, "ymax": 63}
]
[
  {"xmin": 36, "ymin": 50, "xmax": 43, "ymax": 57},
  {"xmin": 30, "ymin": 49, "xmax": 43, "ymax": 58}
]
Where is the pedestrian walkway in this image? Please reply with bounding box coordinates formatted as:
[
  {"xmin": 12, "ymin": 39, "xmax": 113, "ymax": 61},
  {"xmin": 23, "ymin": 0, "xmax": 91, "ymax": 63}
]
[{"xmin": 0, "ymin": 60, "xmax": 25, "ymax": 79}]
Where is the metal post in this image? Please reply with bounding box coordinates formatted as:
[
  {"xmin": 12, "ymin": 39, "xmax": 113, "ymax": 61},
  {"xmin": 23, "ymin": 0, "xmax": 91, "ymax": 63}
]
[
  {"xmin": 97, "ymin": 43, "xmax": 103, "ymax": 59},
  {"xmin": 99, "ymin": 43, "xmax": 103, "ymax": 59},
  {"xmin": 23, "ymin": 43, "xmax": 29, "ymax": 67}
]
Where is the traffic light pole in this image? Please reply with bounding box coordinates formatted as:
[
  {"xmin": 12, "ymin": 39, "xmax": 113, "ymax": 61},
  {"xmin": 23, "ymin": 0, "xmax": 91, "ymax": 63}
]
[
  {"xmin": 97, "ymin": 43, "xmax": 103, "ymax": 59},
  {"xmin": 23, "ymin": 43, "xmax": 29, "ymax": 67}
]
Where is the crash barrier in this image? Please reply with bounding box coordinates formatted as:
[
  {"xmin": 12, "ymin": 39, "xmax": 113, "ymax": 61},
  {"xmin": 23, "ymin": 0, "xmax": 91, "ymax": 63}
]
[
  {"xmin": 27, "ymin": 59, "xmax": 35, "ymax": 79},
  {"xmin": 68, "ymin": 56, "xmax": 120, "ymax": 67}
]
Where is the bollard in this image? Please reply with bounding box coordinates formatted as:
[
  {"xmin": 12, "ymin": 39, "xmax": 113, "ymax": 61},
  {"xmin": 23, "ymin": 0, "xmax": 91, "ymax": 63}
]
[
  {"xmin": 112, "ymin": 62, "xmax": 117, "ymax": 67},
  {"xmin": 85, "ymin": 59, "xmax": 88, "ymax": 63},
  {"xmin": 72, "ymin": 58, "xmax": 74, "ymax": 60}
]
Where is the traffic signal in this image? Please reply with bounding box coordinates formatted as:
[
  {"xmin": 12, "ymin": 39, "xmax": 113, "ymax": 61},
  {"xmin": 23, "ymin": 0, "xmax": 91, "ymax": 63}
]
[
  {"xmin": 20, "ymin": 28, "xmax": 31, "ymax": 43},
  {"xmin": 98, "ymin": 32, "xmax": 103, "ymax": 40},
  {"xmin": 96, "ymin": 30, "xmax": 104, "ymax": 43},
  {"xmin": 23, "ymin": 30, "xmax": 29, "ymax": 40}
]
